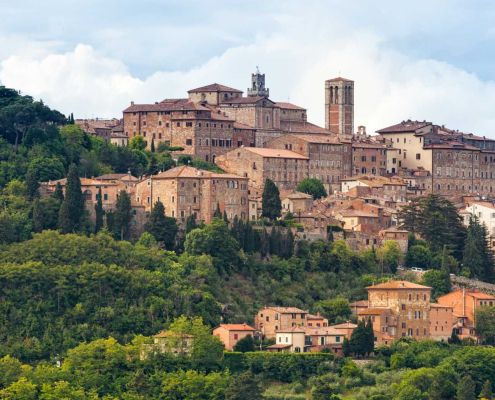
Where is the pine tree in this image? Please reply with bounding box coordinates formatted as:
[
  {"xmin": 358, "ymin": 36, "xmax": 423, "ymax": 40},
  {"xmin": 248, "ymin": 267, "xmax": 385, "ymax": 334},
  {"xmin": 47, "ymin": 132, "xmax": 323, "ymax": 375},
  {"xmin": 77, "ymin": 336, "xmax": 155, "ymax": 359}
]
[
  {"xmin": 95, "ymin": 187, "xmax": 103, "ymax": 233},
  {"xmin": 115, "ymin": 190, "xmax": 132, "ymax": 240},
  {"xmin": 145, "ymin": 200, "xmax": 178, "ymax": 250},
  {"xmin": 342, "ymin": 337, "xmax": 351, "ymax": 357},
  {"xmin": 52, "ymin": 182, "xmax": 64, "ymax": 202},
  {"xmin": 26, "ymin": 168, "xmax": 39, "ymax": 200},
  {"xmin": 261, "ymin": 178, "xmax": 282, "ymax": 221},
  {"xmin": 32, "ymin": 198, "xmax": 43, "ymax": 233},
  {"xmin": 479, "ymin": 380, "xmax": 492, "ymax": 400},
  {"xmin": 213, "ymin": 202, "xmax": 222, "ymax": 219},
  {"xmin": 151, "ymin": 138, "xmax": 155, "ymax": 153},
  {"xmin": 457, "ymin": 375, "xmax": 476, "ymax": 400},
  {"xmin": 58, "ymin": 164, "xmax": 85, "ymax": 232}
]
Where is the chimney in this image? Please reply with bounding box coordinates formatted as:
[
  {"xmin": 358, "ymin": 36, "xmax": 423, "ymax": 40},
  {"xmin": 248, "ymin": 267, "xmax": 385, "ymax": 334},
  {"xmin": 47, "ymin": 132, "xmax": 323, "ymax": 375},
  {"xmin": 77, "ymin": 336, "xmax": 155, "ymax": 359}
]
[{"xmin": 131, "ymin": 101, "xmax": 134, "ymax": 106}]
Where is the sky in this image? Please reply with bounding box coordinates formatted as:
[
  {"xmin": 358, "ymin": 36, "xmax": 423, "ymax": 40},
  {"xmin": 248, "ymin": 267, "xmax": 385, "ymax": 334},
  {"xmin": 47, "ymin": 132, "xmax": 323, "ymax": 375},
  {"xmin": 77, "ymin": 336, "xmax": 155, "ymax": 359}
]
[{"xmin": 1, "ymin": 0, "xmax": 495, "ymax": 136}]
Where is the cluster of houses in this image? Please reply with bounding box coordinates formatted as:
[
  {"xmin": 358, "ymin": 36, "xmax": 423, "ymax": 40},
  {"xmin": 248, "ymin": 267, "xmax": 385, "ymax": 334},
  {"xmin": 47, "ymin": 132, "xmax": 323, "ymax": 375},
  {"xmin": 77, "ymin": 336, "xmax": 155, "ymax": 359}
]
[{"xmin": 147, "ymin": 282, "xmax": 495, "ymax": 356}]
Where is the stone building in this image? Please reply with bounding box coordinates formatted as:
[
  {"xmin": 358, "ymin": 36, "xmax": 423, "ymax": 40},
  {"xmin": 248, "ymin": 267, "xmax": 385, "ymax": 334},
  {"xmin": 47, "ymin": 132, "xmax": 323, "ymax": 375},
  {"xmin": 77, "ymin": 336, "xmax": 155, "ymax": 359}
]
[
  {"xmin": 341, "ymin": 175, "xmax": 407, "ymax": 202},
  {"xmin": 265, "ymin": 134, "xmax": 352, "ymax": 193},
  {"xmin": 75, "ymin": 118, "xmax": 121, "ymax": 141},
  {"xmin": 351, "ymin": 141, "xmax": 388, "ymax": 176},
  {"xmin": 429, "ymin": 304, "xmax": 454, "ymax": 341},
  {"xmin": 254, "ymin": 307, "xmax": 308, "ymax": 340},
  {"xmin": 212, "ymin": 324, "xmax": 255, "ymax": 351},
  {"xmin": 280, "ymin": 190, "xmax": 314, "ymax": 215},
  {"xmin": 358, "ymin": 280, "xmax": 432, "ymax": 341},
  {"xmin": 215, "ymin": 147, "xmax": 310, "ymax": 190},
  {"xmin": 325, "ymin": 77, "xmax": 354, "ymax": 138},
  {"xmin": 134, "ymin": 166, "xmax": 249, "ymax": 223}
]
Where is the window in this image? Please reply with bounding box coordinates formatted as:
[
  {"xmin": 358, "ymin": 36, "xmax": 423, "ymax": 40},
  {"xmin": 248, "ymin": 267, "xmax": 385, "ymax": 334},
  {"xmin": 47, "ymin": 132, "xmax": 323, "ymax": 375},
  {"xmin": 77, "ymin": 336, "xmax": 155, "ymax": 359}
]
[
  {"xmin": 234, "ymin": 334, "xmax": 238, "ymax": 340},
  {"xmin": 416, "ymin": 154, "xmax": 421, "ymax": 160},
  {"xmin": 186, "ymin": 139, "xmax": 192, "ymax": 146},
  {"xmin": 186, "ymin": 122, "xmax": 192, "ymax": 127},
  {"xmin": 177, "ymin": 122, "xmax": 180, "ymax": 127}
]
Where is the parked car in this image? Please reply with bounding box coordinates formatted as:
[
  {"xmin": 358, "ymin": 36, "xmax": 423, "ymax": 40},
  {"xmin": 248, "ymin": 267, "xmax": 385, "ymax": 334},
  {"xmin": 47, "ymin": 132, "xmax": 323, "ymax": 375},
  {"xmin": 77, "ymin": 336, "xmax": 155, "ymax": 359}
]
[
  {"xmin": 397, "ymin": 266, "xmax": 405, "ymax": 271},
  {"xmin": 411, "ymin": 267, "xmax": 424, "ymax": 272}
]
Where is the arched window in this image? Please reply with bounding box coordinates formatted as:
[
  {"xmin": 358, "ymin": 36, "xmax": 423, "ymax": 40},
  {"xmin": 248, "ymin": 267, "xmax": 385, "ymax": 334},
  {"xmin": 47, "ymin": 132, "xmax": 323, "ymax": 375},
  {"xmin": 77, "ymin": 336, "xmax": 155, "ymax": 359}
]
[
  {"xmin": 335, "ymin": 87, "xmax": 339, "ymax": 103},
  {"xmin": 212, "ymin": 154, "xmax": 216, "ymax": 163},
  {"xmin": 83, "ymin": 190, "xmax": 92, "ymax": 201},
  {"xmin": 330, "ymin": 87, "xmax": 334, "ymax": 104}
]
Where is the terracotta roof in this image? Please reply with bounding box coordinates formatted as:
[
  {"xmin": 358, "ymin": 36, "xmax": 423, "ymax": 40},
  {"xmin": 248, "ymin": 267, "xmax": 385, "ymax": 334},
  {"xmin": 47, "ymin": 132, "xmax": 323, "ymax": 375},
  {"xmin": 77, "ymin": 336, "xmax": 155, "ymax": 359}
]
[
  {"xmin": 350, "ymin": 300, "xmax": 369, "ymax": 307},
  {"xmin": 96, "ymin": 174, "xmax": 139, "ymax": 181},
  {"xmin": 359, "ymin": 308, "xmax": 391, "ymax": 315},
  {"xmin": 305, "ymin": 326, "xmax": 344, "ymax": 336},
  {"xmin": 274, "ymin": 102, "xmax": 306, "ymax": 110},
  {"xmin": 352, "ymin": 141, "xmax": 387, "ymax": 149},
  {"xmin": 280, "ymin": 121, "xmax": 331, "ymax": 135},
  {"xmin": 123, "ymin": 99, "xmax": 210, "ymax": 113},
  {"xmin": 268, "ymin": 344, "xmax": 292, "ymax": 349},
  {"xmin": 188, "ymin": 83, "xmax": 243, "ymax": 93},
  {"xmin": 430, "ymin": 303, "xmax": 454, "ymax": 308},
  {"xmin": 215, "ymin": 324, "xmax": 255, "ymax": 331},
  {"xmin": 278, "ymin": 326, "xmax": 307, "ymax": 333},
  {"xmin": 339, "ymin": 210, "xmax": 378, "ymax": 218},
  {"xmin": 326, "ymin": 77, "xmax": 354, "ymax": 82},
  {"xmin": 234, "ymin": 122, "xmax": 255, "ymax": 130},
  {"xmin": 265, "ymin": 306, "xmax": 308, "ymax": 313},
  {"xmin": 423, "ymin": 142, "xmax": 480, "ymax": 151},
  {"xmin": 307, "ymin": 313, "xmax": 326, "ymax": 320},
  {"xmin": 366, "ymin": 280, "xmax": 432, "ymax": 290},
  {"xmin": 468, "ymin": 202, "xmax": 495, "ymax": 210},
  {"xmin": 331, "ymin": 322, "xmax": 358, "ymax": 329},
  {"xmin": 159, "ymin": 98, "xmax": 187, "ymax": 104},
  {"xmin": 279, "ymin": 190, "xmax": 313, "ymax": 200},
  {"xmin": 376, "ymin": 120, "xmax": 432, "ymax": 134},
  {"xmin": 243, "ymin": 148, "xmax": 309, "ymax": 159},
  {"xmin": 152, "ymin": 166, "xmax": 244, "ymax": 180},
  {"xmin": 44, "ymin": 178, "xmax": 119, "ymax": 186},
  {"xmin": 221, "ymin": 96, "xmax": 269, "ymax": 105},
  {"xmin": 281, "ymin": 133, "xmax": 342, "ymax": 144},
  {"xmin": 467, "ymin": 291, "xmax": 495, "ymax": 300}
]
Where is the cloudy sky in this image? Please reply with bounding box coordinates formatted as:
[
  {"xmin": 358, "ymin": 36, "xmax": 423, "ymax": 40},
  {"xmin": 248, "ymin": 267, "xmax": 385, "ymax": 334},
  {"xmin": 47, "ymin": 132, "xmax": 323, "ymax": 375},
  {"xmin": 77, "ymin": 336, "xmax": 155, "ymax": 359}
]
[{"xmin": 1, "ymin": 0, "xmax": 495, "ymax": 135}]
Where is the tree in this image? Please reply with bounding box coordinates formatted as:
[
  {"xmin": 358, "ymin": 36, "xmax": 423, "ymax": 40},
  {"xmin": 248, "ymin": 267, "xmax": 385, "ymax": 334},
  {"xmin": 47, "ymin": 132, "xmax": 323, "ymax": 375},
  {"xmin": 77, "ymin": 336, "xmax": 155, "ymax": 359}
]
[
  {"xmin": 316, "ymin": 298, "xmax": 351, "ymax": 323},
  {"xmin": 463, "ymin": 224, "xmax": 483, "ymax": 278},
  {"xmin": 32, "ymin": 198, "xmax": 43, "ymax": 233},
  {"xmin": 420, "ymin": 270, "xmax": 450, "ymax": 300},
  {"xmin": 285, "ymin": 228, "xmax": 295, "ymax": 259},
  {"xmin": 129, "ymin": 135, "xmax": 147, "ymax": 151},
  {"xmin": 213, "ymin": 202, "xmax": 222, "ymax": 219},
  {"xmin": 147, "ymin": 156, "xmax": 158, "ymax": 175},
  {"xmin": 479, "ymin": 380, "xmax": 492, "ymax": 400},
  {"xmin": 145, "ymin": 201, "xmax": 178, "ymax": 250},
  {"xmin": 233, "ymin": 334, "xmax": 254, "ymax": 353},
  {"xmin": 475, "ymin": 306, "xmax": 495, "ymax": 345},
  {"xmin": 458, "ymin": 375, "xmax": 476, "ymax": 400},
  {"xmin": 115, "ymin": 190, "xmax": 132, "ymax": 240},
  {"xmin": 223, "ymin": 210, "xmax": 229, "ymax": 224},
  {"xmin": 365, "ymin": 317, "xmax": 374, "ymax": 356},
  {"xmin": 350, "ymin": 319, "xmax": 368, "ymax": 358},
  {"xmin": 95, "ymin": 187, "xmax": 103, "ymax": 233},
  {"xmin": 225, "ymin": 371, "xmax": 261, "ymax": 400},
  {"xmin": 52, "ymin": 182, "xmax": 64, "ymax": 202},
  {"xmin": 58, "ymin": 163, "xmax": 85, "ymax": 233},
  {"xmin": 25, "ymin": 168, "xmax": 39, "ymax": 200},
  {"xmin": 342, "ymin": 337, "xmax": 351, "ymax": 357},
  {"xmin": 185, "ymin": 218, "xmax": 239, "ymax": 274},
  {"xmin": 261, "ymin": 178, "xmax": 281, "ymax": 220},
  {"xmin": 376, "ymin": 240, "xmax": 402, "ymax": 274},
  {"xmin": 150, "ymin": 138, "xmax": 155, "ymax": 153},
  {"xmin": 186, "ymin": 214, "xmax": 198, "ymax": 234},
  {"xmin": 296, "ymin": 178, "xmax": 327, "ymax": 199},
  {"xmin": 405, "ymin": 245, "xmax": 431, "ymax": 270}
]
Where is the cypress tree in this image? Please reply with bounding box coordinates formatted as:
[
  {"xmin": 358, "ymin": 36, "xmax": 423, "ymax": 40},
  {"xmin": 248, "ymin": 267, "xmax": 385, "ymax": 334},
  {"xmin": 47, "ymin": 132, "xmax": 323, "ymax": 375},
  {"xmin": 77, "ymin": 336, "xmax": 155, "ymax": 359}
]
[
  {"xmin": 145, "ymin": 200, "xmax": 178, "ymax": 250},
  {"xmin": 231, "ymin": 215, "xmax": 240, "ymax": 241},
  {"xmin": 106, "ymin": 210, "xmax": 116, "ymax": 232},
  {"xmin": 26, "ymin": 168, "xmax": 40, "ymax": 200},
  {"xmin": 479, "ymin": 380, "xmax": 492, "ymax": 400},
  {"xmin": 276, "ymin": 228, "xmax": 284, "ymax": 257},
  {"xmin": 285, "ymin": 228, "xmax": 294, "ymax": 259},
  {"xmin": 365, "ymin": 317, "xmax": 375, "ymax": 356},
  {"xmin": 95, "ymin": 187, "xmax": 103, "ymax": 233},
  {"xmin": 440, "ymin": 244, "xmax": 452, "ymax": 293},
  {"xmin": 52, "ymin": 182, "xmax": 64, "ymax": 202},
  {"xmin": 115, "ymin": 190, "xmax": 132, "ymax": 240},
  {"xmin": 148, "ymin": 157, "xmax": 158, "ymax": 175},
  {"xmin": 261, "ymin": 178, "xmax": 281, "ymax": 221},
  {"xmin": 245, "ymin": 222, "xmax": 255, "ymax": 253},
  {"xmin": 342, "ymin": 337, "xmax": 351, "ymax": 357},
  {"xmin": 260, "ymin": 228, "xmax": 268, "ymax": 257},
  {"xmin": 223, "ymin": 210, "xmax": 229, "ymax": 224},
  {"xmin": 350, "ymin": 319, "xmax": 367, "ymax": 358},
  {"xmin": 213, "ymin": 202, "xmax": 222, "ymax": 219},
  {"xmin": 32, "ymin": 198, "xmax": 44, "ymax": 233},
  {"xmin": 457, "ymin": 375, "xmax": 476, "ymax": 400},
  {"xmin": 185, "ymin": 214, "xmax": 197, "ymax": 233},
  {"xmin": 58, "ymin": 200, "xmax": 71, "ymax": 234},
  {"xmin": 237, "ymin": 219, "xmax": 246, "ymax": 250},
  {"xmin": 269, "ymin": 227, "xmax": 278, "ymax": 255},
  {"xmin": 463, "ymin": 222, "xmax": 483, "ymax": 278},
  {"xmin": 480, "ymin": 222, "xmax": 495, "ymax": 283},
  {"xmin": 151, "ymin": 138, "xmax": 155, "ymax": 153},
  {"xmin": 59, "ymin": 164, "xmax": 85, "ymax": 232}
]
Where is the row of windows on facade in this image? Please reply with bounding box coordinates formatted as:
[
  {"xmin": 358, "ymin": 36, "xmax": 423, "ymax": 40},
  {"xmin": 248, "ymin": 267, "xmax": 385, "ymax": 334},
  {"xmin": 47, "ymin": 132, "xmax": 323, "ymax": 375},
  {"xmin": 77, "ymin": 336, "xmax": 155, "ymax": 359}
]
[
  {"xmin": 355, "ymin": 167, "xmax": 379, "ymax": 174},
  {"xmin": 133, "ymin": 121, "xmax": 233, "ymax": 129},
  {"xmin": 132, "ymin": 111, "xmax": 205, "ymax": 116},
  {"xmin": 433, "ymin": 167, "xmax": 495, "ymax": 178},
  {"xmin": 146, "ymin": 180, "xmax": 247, "ymax": 190},
  {"xmin": 281, "ymin": 110, "xmax": 305, "ymax": 119},
  {"xmin": 311, "ymin": 160, "xmax": 342, "ymax": 168},
  {"xmin": 433, "ymin": 183, "xmax": 492, "ymax": 192},
  {"xmin": 140, "ymin": 194, "xmax": 246, "ymax": 206},
  {"xmin": 260, "ymin": 313, "xmax": 306, "ymax": 321},
  {"xmin": 311, "ymin": 174, "xmax": 341, "ymax": 183},
  {"xmin": 353, "ymin": 155, "xmax": 382, "ymax": 162}
]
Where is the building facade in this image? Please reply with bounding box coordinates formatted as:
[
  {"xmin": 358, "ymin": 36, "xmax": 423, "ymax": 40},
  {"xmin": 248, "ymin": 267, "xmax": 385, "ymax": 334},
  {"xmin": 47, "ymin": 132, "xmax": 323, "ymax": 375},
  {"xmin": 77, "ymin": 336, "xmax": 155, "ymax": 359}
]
[
  {"xmin": 325, "ymin": 77, "xmax": 354, "ymax": 138},
  {"xmin": 254, "ymin": 307, "xmax": 308, "ymax": 339}
]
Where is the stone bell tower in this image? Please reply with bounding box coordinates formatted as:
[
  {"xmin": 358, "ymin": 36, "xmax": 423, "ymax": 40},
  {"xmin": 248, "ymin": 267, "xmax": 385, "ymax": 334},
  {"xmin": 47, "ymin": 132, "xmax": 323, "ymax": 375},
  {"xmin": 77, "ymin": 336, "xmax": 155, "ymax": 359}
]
[
  {"xmin": 248, "ymin": 67, "xmax": 270, "ymax": 98},
  {"xmin": 325, "ymin": 77, "xmax": 354, "ymax": 138}
]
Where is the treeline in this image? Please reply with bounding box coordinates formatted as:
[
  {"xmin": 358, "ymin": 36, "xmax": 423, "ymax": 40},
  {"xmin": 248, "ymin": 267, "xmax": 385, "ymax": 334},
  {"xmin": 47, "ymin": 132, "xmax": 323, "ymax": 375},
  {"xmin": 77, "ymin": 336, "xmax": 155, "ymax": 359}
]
[{"xmin": 400, "ymin": 194, "xmax": 495, "ymax": 283}]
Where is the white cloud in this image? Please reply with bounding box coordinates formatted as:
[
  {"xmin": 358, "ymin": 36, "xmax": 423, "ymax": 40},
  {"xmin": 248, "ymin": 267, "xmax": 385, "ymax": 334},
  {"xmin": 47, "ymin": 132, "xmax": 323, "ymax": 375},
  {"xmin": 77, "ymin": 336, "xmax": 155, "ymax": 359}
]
[{"xmin": 2, "ymin": 18, "xmax": 495, "ymax": 137}]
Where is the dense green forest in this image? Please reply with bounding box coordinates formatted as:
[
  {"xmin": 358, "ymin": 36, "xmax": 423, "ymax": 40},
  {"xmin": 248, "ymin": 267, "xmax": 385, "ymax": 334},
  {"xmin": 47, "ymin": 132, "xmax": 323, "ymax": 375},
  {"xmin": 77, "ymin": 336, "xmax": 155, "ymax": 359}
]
[{"xmin": 2, "ymin": 86, "xmax": 495, "ymax": 399}]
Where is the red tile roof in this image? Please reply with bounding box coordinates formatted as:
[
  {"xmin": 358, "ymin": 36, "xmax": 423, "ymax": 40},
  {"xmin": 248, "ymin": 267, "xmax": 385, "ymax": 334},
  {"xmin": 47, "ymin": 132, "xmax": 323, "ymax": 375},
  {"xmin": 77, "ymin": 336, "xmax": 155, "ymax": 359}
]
[
  {"xmin": 188, "ymin": 83, "xmax": 243, "ymax": 93},
  {"xmin": 215, "ymin": 324, "xmax": 255, "ymax": 331},
  {"xmin": 234, "ymin": 122, "xmax": 255, "ymax": 130},
  {"xmin": 422, "ymin": 142, "xmax": 480, "ymax": 151},
  {"xmin": 274, "ymin": 102, "xmax": 306, "ymax": 110},
  {"xmin": 243, "ymin": 148, "xmax": 309, "ymax": 160},
  {"xmin": 352, "ymin": 141, "xmax": 387, "ymax": 149},
  {"xmin": 326, "ymin": 77, "xmax": 354, "ymax": 82},
  {"xmin": 280, "ymin": 121, "xmax": 331, "ymax": 135},
  {"xmin": 376, "ymin": 120, "xmax": 432, "ymax": 134},
  {"xmin": 281, "ymin": 133, "xmax": 342, "ymax": 144},
  {"xmin": 265, "ymin": 306, "xmax": 308, "ymax": 313},
  {"xmin": 220, "ymin": 96, "xmax": 269, "ymax": 104},
  {"xmin": 123, "ymin": 99, "xmax": 210, "ymax": 113},
  {"xmin": 366, "ymin": 280, "xmax": 432, "ymax": 290},
  {"xmin": 430, "ymin": 303, "xmax": 454, "ymax": 308},
  {"xmin": 358, "ymin": 308, "xmax": 391, "ymax": 315},
  {"xmin": 152, "ymin": 166, "xmax": 244, "ymax": 180}
]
